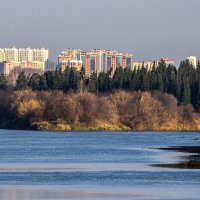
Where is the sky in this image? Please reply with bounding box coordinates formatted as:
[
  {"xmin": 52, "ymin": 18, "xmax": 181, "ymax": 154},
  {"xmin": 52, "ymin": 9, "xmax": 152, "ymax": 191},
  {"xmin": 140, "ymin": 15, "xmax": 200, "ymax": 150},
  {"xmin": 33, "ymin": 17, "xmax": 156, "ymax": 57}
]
[{"xmin": 0, "ymin": 0, "xmax": 200, "ymax": 64}]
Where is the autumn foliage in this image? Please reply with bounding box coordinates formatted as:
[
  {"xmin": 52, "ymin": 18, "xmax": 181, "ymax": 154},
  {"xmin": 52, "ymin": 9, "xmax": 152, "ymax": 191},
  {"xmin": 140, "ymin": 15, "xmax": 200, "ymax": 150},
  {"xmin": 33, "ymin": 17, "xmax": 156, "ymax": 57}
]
[{"xmin": 0, "ymin": 89, "xmax": 199, "ymax": 131}]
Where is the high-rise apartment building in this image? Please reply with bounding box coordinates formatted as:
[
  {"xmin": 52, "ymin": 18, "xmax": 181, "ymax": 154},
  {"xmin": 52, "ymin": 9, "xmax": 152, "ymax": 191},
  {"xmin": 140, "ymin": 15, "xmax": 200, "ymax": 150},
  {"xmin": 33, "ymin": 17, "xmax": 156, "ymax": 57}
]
[
  {"xmin": 111, "ymin": 54, "xmax": 117, "ymax": 75},
  {"xmin": 102, "ymin": 52, "xmax": 108, "ymax": 72},
  {"xmin": 19, "ymin": 47, "xmax": 33, "ymax": 62},
  {"xmin": 116, "ymin": 54, "xmax": 123, "ymax": 69},
  {"xmin": 81, "ymin": 52, "xmax": 93, "ymax": 76},
  {"xmin": 58, "ymin": 49, "xmax": 133, "ymax": 76},
  {"xmin": 133, "ymin": 58, "xmax": 175, "ymax": 71},
  {"xmin": 4, "ymin": 47, "xmax": 19, "ymax": 62},
  {"xmin": 0, "ymin": 62, "xmax": 14, "ymax": 75},
  {"xmin": 33, "ymin": 48, "xmax": 49, "ymax": 63},
  {"xmin": 187, "ymin": 56, "xmax": 197, "ymax": 68},
  {"xmin": 0, "ymin": 47, "xmax": 49, "ymax": 74},
  {"xmin": 126, "ymin": 55, "xmax": 133, "ymax": 68},
  {"xmin": 132, "ymin": 62, "xmax": 144, "ymax": 70},
  {"xmin": 58, "ymin": 49, "xmax": 82, "ymax": 71},
  {"xmin": 0, "ymin": 49, "xmax": 4, "ymax": 62},
  {"xmin": 162, "ymin": 58, "xmax": 175, "ymax": 66},
  {"xmin": 97, "ymin": 51, "xmax": 102, "ymax": 73}
]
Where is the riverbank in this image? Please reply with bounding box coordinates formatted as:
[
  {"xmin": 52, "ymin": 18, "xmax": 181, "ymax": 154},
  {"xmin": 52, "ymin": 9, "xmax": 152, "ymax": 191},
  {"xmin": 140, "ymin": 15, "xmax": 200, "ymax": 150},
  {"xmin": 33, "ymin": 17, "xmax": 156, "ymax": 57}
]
[
  {"xmin": 31, "ymin": 120, "xmax": 200, "ymax": 132},
  {"xmin": 0, "ymin": 90, "xmax": 200, "ymax": 131}
]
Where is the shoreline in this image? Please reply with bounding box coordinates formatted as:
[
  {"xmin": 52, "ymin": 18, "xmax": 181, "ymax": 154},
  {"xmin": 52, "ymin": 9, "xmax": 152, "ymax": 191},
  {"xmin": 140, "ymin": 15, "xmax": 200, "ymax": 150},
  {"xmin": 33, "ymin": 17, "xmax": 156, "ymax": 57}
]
[{"xmin": 0, "ymin": 128, "xmax": 200, "ymax": 133}]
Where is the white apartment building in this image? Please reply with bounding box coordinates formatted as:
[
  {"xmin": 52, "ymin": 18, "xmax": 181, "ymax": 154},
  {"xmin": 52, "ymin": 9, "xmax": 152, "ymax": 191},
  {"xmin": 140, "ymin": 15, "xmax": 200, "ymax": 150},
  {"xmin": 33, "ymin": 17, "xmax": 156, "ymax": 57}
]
[
  {"xmin": 4, "ymin": 47, "xmax": 19, "ymax": 62},
  {"xmin": 2, "ymin": 47, "xmax": 48, "ymax": 63},
  {"xmin": 19, "ymin": 47, "xmax": 33, "ymax": 62},
  {"xmin": 33, "ymin": 48, "xmax": 49, "ymax": 62},
  {"xmin": 0, "ymin": 49, "xmax": 4, "ymax": 62},
  {"xmin": 187, "ymin": 56, "xmax": 198, "ymax": 68},
  {"xmin": 0, "ymin": 47, "xmax": 49, "ymax": 74}
]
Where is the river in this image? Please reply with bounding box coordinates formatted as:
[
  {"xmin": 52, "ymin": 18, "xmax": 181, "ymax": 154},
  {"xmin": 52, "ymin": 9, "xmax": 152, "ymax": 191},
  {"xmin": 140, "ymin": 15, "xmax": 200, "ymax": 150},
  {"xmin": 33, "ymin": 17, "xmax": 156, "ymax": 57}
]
[{"xmin": 0, "ymin": 130, "xmax": 199, "ymax": 200}]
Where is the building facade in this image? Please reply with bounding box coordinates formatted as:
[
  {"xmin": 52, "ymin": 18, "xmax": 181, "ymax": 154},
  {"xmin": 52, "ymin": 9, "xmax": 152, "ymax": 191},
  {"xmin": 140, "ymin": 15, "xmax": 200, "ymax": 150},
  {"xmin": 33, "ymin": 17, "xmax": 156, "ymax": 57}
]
[
  {"xmin": 58, "ymin": 49, "xmax": 82, "ymax": 72},
  {"xmin": 187, "ymin": 56, "xmax": 197, "ymax": 68},
  {"xmin": 0, "ymin": 62, "xmax": 14, "ymax": 75},
  {"xmin": 58, "ymin": 48, "xmax": 133, "ymax": 76},
  {"xmin": 19, "ymin": 47, "xmax": 33, "ymax": 62},
  {"xmin": 0, "ymin": 49, "xmax": 5, "ymax": 62},
  {"xmin": 4, "ymin": 47, "xmax": 19, "ymax": 62},
  {"xmin": 133, "ymin": 58, "xmax": 175, "ymax": 71},
  {"xmin": 0, "ymin": 47, "xmax": 49, "ymax": 74},
  {"xmin": 33, "ymin": 48, "xmax": 49, "ymax": 62}
]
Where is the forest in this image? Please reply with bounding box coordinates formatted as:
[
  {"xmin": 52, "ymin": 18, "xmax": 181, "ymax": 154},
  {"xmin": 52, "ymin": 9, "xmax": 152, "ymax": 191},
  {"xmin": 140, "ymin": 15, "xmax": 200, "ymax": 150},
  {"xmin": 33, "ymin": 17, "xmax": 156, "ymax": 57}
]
[{"xmin": 0, "ymin": 59, "xmax": 200, "ymax": 131}]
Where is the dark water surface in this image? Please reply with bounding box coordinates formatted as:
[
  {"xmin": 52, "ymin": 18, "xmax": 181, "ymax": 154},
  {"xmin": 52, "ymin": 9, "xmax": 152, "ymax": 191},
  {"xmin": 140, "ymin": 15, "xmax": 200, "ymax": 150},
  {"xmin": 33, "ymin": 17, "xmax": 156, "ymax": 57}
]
[{"xmin": 0, "ymin": 130, "xmax": 199, "ymax": 200}]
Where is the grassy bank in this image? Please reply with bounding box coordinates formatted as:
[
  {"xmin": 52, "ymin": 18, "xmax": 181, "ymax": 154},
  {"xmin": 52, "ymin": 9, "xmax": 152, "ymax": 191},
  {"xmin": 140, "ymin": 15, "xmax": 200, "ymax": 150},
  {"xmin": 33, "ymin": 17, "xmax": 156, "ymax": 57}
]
[{"xmin": 32, "ymin": 120, "xmax": 200, "ymax": 132}]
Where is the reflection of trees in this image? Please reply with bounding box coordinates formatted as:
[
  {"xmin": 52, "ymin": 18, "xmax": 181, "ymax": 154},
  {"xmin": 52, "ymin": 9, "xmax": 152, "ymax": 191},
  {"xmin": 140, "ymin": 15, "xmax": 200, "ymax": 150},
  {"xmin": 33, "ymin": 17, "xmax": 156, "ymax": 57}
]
[{"xmin": 152, "ymin": 146, "xmax": 200, "ymax": 169}]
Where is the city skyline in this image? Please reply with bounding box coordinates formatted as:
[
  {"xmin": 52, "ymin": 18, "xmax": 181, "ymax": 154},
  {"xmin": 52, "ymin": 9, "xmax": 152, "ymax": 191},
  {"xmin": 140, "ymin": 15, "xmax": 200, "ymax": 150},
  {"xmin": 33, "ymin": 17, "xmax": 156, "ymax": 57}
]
[
  {"xmin": 58, "ymin": 48, "xmax": 133, "ymax": 76},
  {"xmin": 1, "ymin": 46, "xmax": 198, "ymax": 76},
  {"xmin": 0, "ymin": 0, "xmax": 200, "ymax": 64},
  {"xmin": 1, "ymin": 45, "xmax": 198, "ymax": 65}
]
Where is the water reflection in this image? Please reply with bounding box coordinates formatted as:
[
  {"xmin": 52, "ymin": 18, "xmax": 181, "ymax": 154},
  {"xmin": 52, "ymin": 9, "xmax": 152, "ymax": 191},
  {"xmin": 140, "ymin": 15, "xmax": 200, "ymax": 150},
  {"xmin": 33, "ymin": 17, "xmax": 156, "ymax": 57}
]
[
  {"xmin": 0, "ymin": 131, "xmax": 199, "ymax": 200},
  {"xmin": 1, "ymin": 185, "xmax": 200, "ymax": 200},
  {"xmin": 0, "ymin": 187, "xmax": 145, "ymax": 200},
  {"xmin": 151, "ymin": 146, "xmax": 200, "ymax": 169}
]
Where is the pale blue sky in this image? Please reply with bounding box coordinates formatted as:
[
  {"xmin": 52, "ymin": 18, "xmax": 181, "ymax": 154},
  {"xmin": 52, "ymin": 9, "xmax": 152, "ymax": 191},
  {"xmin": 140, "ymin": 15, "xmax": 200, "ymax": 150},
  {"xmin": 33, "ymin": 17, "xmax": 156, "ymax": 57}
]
[{"xmin": 0, "ymin": 0, "xmax": 199, "ymax": 63}]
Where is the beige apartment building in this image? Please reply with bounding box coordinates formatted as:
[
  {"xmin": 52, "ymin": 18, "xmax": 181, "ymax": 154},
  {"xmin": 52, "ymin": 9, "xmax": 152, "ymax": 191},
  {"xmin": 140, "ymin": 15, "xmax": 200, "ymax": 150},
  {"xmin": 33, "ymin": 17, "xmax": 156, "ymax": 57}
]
[
  {"xmin": 4, "ymin": 47, "xmax": 19, "ymax": 62},
  {"xmin": 0, "ymin": 62, "xmax": 14, "ymax": 75},
  {"xmin": 58, "ymin": 49, "xmax": 82, "ymax": 71},
  {"xmin": 33, "ymin": 48, "xmax": 49, "ymax": 63},
  {"xmin": 133, "ymin": 58, "xmax": 175, "ymax": 71},
  {"xmin": 0, "ymin": 49, "xmax": 5, "ymax": 63},
  {"xmin": 19, "ymin": 47, "xmax": 34, "ymax": 62},
  {"xmin": 0, "ymin": 47, "xmax": 49, "ymax": 74}
]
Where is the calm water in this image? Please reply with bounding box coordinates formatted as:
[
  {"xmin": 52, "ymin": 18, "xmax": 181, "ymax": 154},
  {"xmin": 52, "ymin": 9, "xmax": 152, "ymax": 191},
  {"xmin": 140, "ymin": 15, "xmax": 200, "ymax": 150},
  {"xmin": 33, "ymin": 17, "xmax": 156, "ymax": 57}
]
[{"xmin": 0, "ymin": 130, "xmax": 199, "ymax": 200}]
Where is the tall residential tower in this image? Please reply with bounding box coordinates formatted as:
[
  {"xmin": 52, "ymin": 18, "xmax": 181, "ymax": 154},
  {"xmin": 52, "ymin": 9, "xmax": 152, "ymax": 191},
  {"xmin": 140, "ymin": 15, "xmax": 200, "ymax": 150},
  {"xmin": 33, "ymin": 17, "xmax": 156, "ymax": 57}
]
[{"xmin": 58, "ymin": 48, "xmax": 133, "ymax": 76}]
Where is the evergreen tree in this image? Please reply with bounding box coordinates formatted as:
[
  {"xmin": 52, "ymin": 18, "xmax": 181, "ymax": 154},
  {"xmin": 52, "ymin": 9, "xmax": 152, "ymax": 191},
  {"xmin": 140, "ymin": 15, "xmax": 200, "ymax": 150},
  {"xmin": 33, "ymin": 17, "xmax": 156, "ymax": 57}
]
[
  {"xmin": 0, "ymin": 75, "xmax": 8, "ymax": 90},
  {"xmin": 112, "ymin": 67, "xmax": 124, "ymax": 89},
  {"xmin": 180, "ymin": 78, "xmax": 191, "ymax": 104},
  {"xmin": 131, "ymin": 68, "xmax": 140, "ymax": 91},
  {"xmin": 165, "ymin": 64, "xmax": 177, "ymax": 96},
  {"xmin": 29, "ymin": 73, "xmax": 41, "ymax": 90},
  {"xmin": 38, "ymin": 75, "xmax": 47, "ymax": 90},
  {"xmin": 196, "ymin": 81, "xmax": 200, "ymax": 111},
  {"xmin": 149, "ymin": 62, "xmax": 157, "ymax": 90},
  {"xmin": 177, "ymin": 60, "xmax": 195, "ymax": 105},
  {"xmin": 156, "ymin": 60, "xmax": 166, "ymax": 92},
  {"xmin": 16, "ymin": 72, "xmax": 29, "ymax": 90},
  {"xmin": 97, "ymin": 72, "xmax": 111, "ymax": 92},
  {"xmin": 44, "ymin": 71, "xmax": 55, "ymax": 90},
  {"xmin": 122, "ymin": 67, "xmax": 132, "ymax": 90},
  {"xmin": 52, "ymin": 68, "xmax": 64, "ymax": 90},
  {"xmin": 88, "ymin": 72, "xmax": 98, "ymax": 92},
  {"xmin": 68, "ymin": 67, "xmax": 79, "ymax": 91},
  {"xmin": 138, "ymin": 66, "xmax": 149, "ymax": 91},
  {"xmin": 194, "ymin": 61, "xmax": 200, "ymax": 111},
  {"xmin": 63, "ymin": 67, "xmax": 70, "ymax": 92}
]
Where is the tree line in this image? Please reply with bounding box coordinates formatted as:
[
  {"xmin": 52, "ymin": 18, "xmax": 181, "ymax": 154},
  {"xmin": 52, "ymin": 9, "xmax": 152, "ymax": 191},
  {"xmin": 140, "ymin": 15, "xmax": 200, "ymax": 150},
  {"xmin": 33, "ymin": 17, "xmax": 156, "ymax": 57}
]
[
  {"xmin": 0, "ymin": 90, "xmax": 198, "ymax": 131},
  {"xmin": 0, "ymin": 59, "xmax": 200, "ymax": 111}
]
